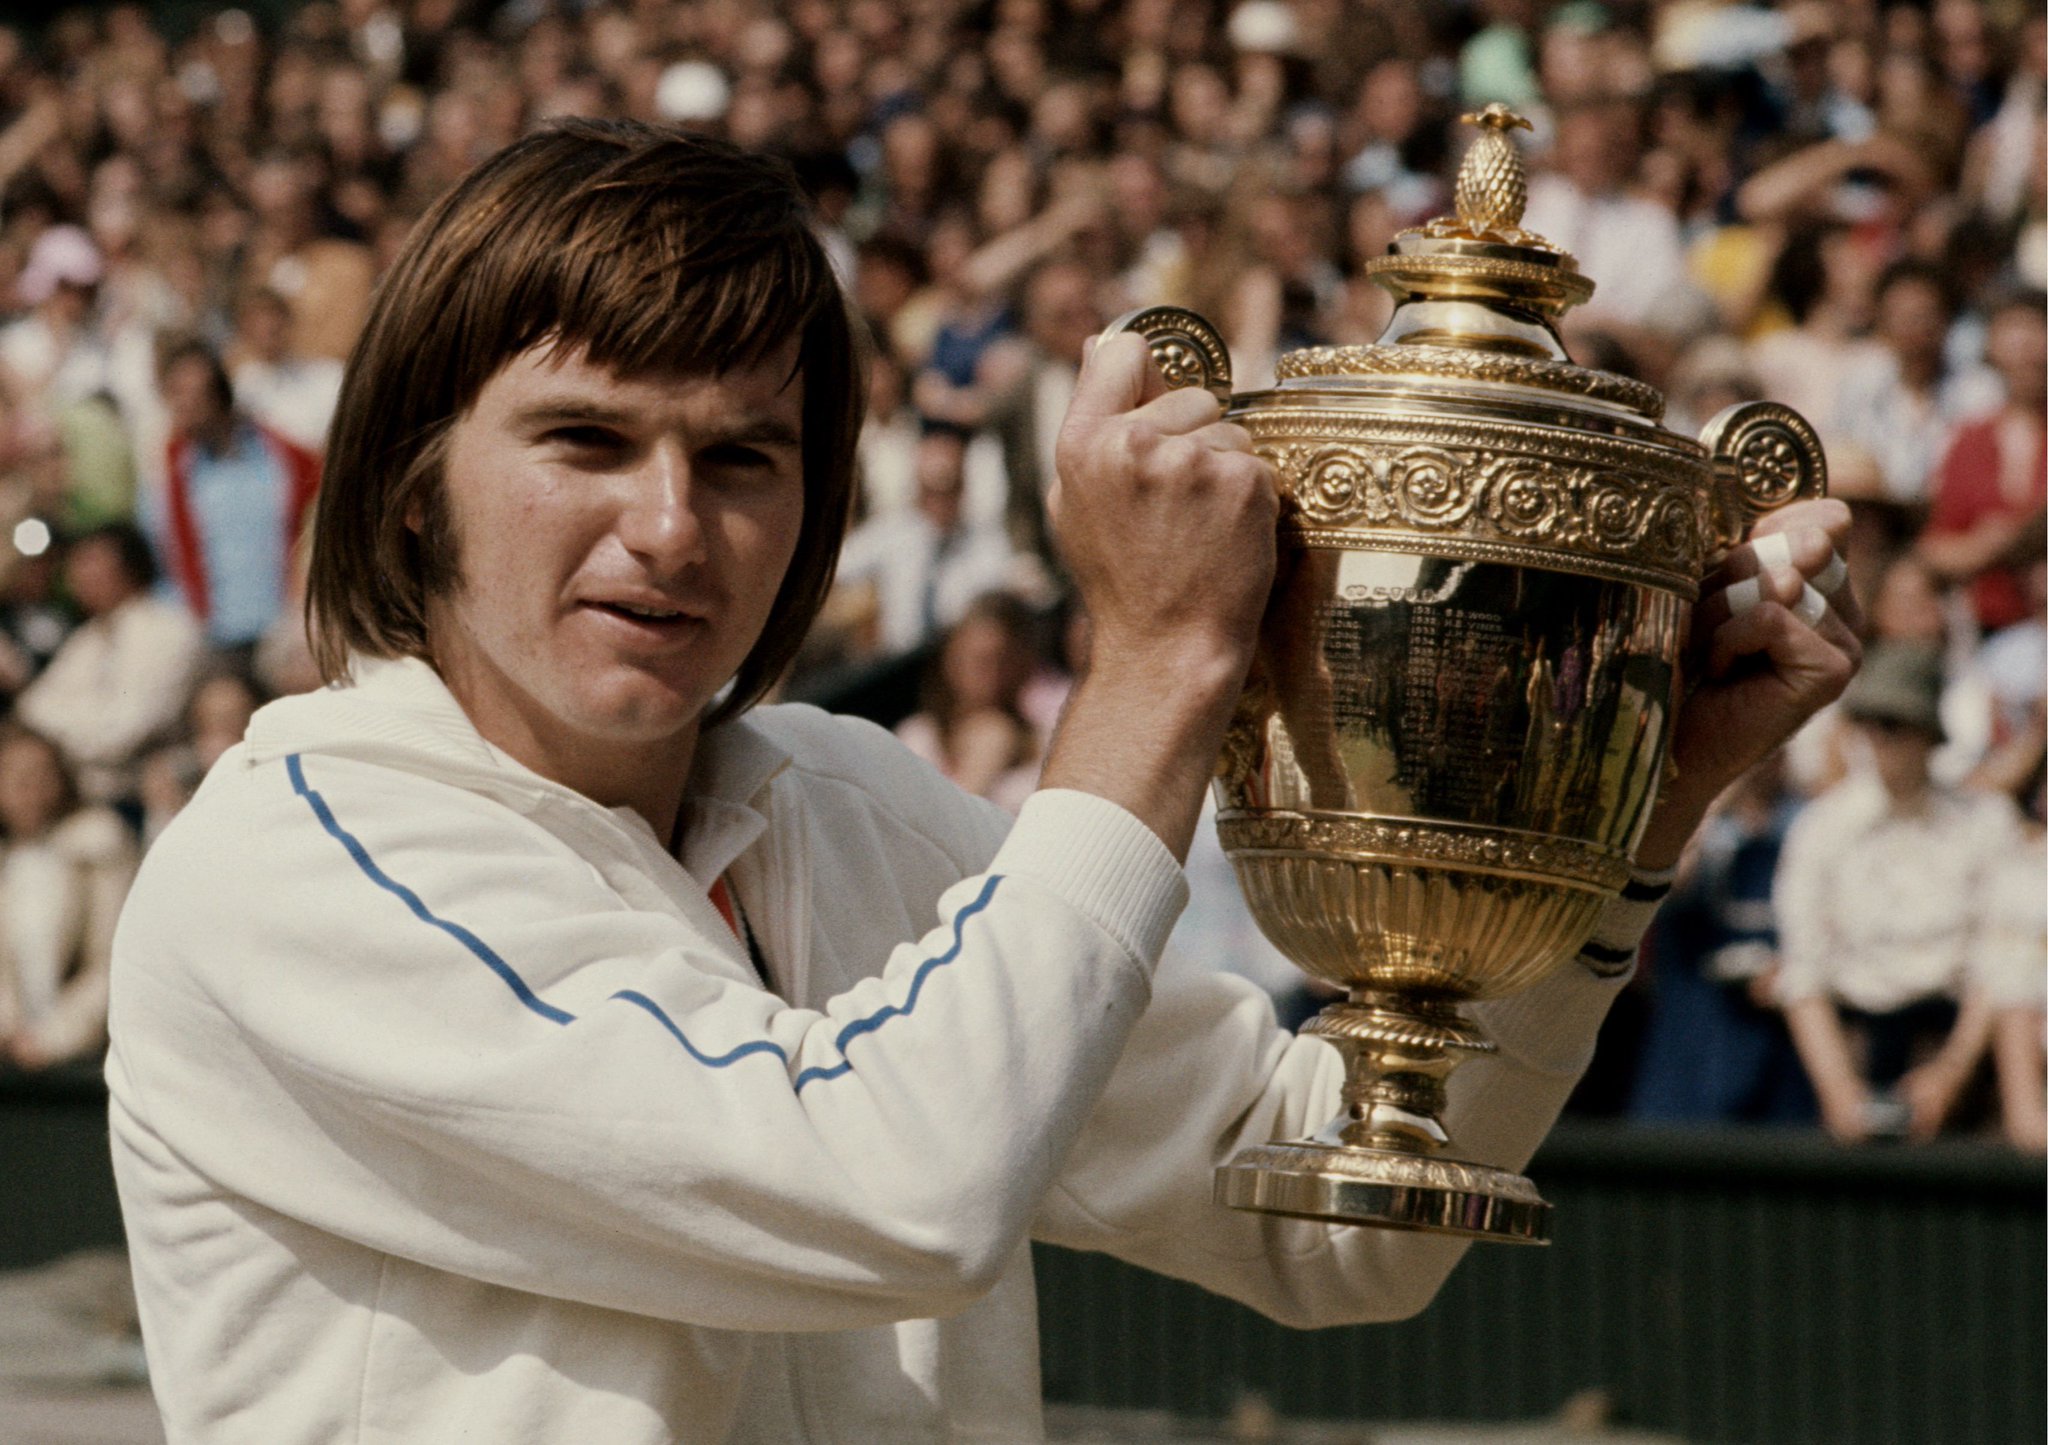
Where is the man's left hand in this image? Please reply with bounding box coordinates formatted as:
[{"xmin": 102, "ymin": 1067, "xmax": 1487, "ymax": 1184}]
[{"xmin": 1636, "ymin": 498, "xmax": 1863, "ymax": 869}]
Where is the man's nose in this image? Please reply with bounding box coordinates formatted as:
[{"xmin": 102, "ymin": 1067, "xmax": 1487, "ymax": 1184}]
[{"xmin": 616, "ymin": 442, "xmax": 708, "ymax": 571}]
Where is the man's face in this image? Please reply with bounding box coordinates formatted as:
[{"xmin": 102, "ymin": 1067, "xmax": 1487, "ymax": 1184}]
[
  {"xmin": 66, "ymin": 537, "xmax": 134, "ymax": 618},
  {"xmin": 1987, "ymin": 306, "xmax": 2047, "ymax": 408},
  {"xmin": 162, "ymin": 355, "xmax": 228, "ymax": 439},
  {"xmin": 426, "ymin": 342, "xmax": 806, "ymax": 762},
  {"xmin": 1876, "ymin": 279, "xmax": 1946, "ymax": 363},
  {"xmin": 913, "ymin": 433, "xmax": 966, "ymax": 531}
]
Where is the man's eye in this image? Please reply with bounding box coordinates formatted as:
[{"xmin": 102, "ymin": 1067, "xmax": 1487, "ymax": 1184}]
[
  {"xmin": 547, "ymin": 426, "xmax": 626, "ymax": 450},
  {"xmin": 702, "ymin": 444, "xmax": 775, "ymax": 469}
]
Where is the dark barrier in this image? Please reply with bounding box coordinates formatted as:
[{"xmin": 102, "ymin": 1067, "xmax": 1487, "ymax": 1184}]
[
  {"xmin": 0, "ymin": 1066, "xmax": 126, "ymax": 1273},
  {"xmin": 1036, "ymin": 1121, "xmax": 2046, "ymax": 1445}
]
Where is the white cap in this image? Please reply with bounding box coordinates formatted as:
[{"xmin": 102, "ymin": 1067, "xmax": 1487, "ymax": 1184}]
[{"xmin": 655, "ymin": 61, "xmax": 732, "ymax": 123}]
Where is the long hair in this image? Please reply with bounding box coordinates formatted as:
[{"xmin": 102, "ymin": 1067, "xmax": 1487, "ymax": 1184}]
[{"xmin": 305, "ymin": 119, "xmax": 866, "ymax": 723}]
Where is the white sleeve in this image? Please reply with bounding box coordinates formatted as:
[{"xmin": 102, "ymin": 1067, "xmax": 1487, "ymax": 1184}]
[
  {"xmin": 1035, "ymin": 902, "xmax": 1634, "ymax": 1328},
  {"xmin": 109, "ymin": 756, "xmax": 1186, "ymax": 1333}
]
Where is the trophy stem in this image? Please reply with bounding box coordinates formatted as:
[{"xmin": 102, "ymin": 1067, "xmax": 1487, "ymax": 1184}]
[{"xmin": 1215, "ymin": 992, "xmax": 1553, "ymax": 1243}]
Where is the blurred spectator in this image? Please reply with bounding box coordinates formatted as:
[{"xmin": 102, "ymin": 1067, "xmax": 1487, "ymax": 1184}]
[
  {"xmin": 1523, "ymin": 95, "xmax": 1710, "ymax": 356},
  {"xmin": 0, "ymin": 225, "xmax": 112, "ymax": 415},
  {"xmin": 0, "ymin": 725, "xmax": 136, "ymax": 1072},
  {"xmin": 139, "ymin": 670, "xmax": 263, "ymax": 847},
  {"xmin": 1630, "ymin": 753, "xmax": 1815, "ymax": 1126},
  {"xmin": 1775, "ymin": 643, "xmax": 2018, "ymax": 1143},
  {"xmin": 241, "ymin": 149, "xmax": 377, "ymax": 364},
  {"xmin": 834, "ymin": 426, "xmax": 1019, "ymax": 659},
  {"xmin": 0, "ymin": 541, "xmax": 74, "ymax": 702},
  {"xmin": 1919, "ymin": 290, "xmax": 2048, "ymax": 634},
  {"xmin": 15, "ymin": 523, "xmax": 202, "ymax": 805},
  {"xmin": 980, "ymin": 259, "xmax": 1100, "ymax": 567},
  {"xmin": 894, "ymin": 591, "xmax": 1044, "ymax": 812},
  {"xmin": 159, "ymin": 338, "xmax": 320, "ymax": 660},
  {"xmin": 1832, "ymin": 260, "xmax": 1998, "ymax": 501},
  {"xmin": 227, "ymin": 286, "xmax": 344, "ymax": 455}
]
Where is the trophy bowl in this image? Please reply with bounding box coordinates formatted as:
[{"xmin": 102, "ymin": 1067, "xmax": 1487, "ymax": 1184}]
[{"xmin": 1107, "ymin": 107, "xmax": 1826, "ymax": 1243}]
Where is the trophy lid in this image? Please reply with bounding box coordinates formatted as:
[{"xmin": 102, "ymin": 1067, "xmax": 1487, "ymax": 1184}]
[{"xmin": 1279, "ymin": 105, "xmax": 1666, "ymax": 423}]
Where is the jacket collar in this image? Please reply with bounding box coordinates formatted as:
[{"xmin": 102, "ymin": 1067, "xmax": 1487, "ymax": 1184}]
[{"xmin": 244, "ymin": 654, "xmax": 795, "ymax": 819}]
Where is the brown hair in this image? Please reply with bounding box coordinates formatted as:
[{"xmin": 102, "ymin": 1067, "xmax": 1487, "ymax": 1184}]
[{"xmin": 305, "ymin": 118, "xmax": 865, "ymax": 723}]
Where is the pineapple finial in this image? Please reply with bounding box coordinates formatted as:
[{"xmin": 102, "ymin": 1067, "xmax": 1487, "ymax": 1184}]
[{"xmin": 1453, "ymin": 103, "xmax": 1535, "ymax": 238}]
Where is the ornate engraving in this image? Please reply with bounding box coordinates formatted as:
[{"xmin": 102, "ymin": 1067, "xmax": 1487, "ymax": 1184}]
[
  {"xmin": 1363, "ymin": 251, "xmax": 1595, "ymax": 313},
  {"xmin": 1230, "ymin": 1142, "xmax": 1551, "ymax": 1205},
  {"xmin": 1100, "ymin": 305, "xmax": 1232, "ymax": 405},
  {"xmin": 1276, "ymin": 343, "xmax": 1664, "ymax": 420},
  {"xmin": 1302, "ymin": 1006, "xmax": 1493, "ymax": 1055},
  {"xmin": 1698, "ymin": 400, "xmax": 1829, "ymax": 553},
  {"xmin": 1218, "ymin": 812, "xmax": 1630, "ymax": 891},
  {"xmin": 1254, "ymin": 433, "xmax": 1710, "ymax": 585}
]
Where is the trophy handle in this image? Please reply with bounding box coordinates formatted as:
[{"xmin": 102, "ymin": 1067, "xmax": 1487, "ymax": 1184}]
[
  {"xmin": 1698, "ymin": 401, "xmax": 1828, "ymax": 562},
  {"xmin": 1099, "ymin": 306, "xmax": 1234, "ymax": 407}
]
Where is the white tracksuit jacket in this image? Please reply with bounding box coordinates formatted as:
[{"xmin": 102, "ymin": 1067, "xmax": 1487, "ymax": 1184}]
[{"xmin": 108, "ymin": 656, "xmax": 1631, "ymax": 1443}]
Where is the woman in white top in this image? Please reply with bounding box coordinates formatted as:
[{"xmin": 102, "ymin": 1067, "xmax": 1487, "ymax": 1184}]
[{"xmin": 0, "ymin": 725, "xmax": 137, "ymax": 1070}]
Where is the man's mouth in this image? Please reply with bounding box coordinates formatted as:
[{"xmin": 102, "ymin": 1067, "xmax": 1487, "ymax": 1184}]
[
  {"xmin": 607, "ymin": 601, "xmax": 687, "ymax": 620},
  {"xmin": 583, "ymin": 598, "xmax": 703, "ymax": 628}
]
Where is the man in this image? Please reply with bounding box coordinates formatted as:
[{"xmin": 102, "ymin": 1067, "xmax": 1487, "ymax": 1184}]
[
  {"xmin": 158, "ymin": 338, "xmax": 321, "ymax": 660},
  {"xmin": 834, "ymin": 423, "xmax": 1021, "ymax": 658},
  {"xmin": 1831, "ymin": 260, "xmax": 1998, "ymax": 502},
  {"xmin": 1521, "ymin": 96, "xmax": 1712, "ymax": 344},
  {"xmin": 1775, "ymin": 642, "xmax": 2016, "ymax": 1142},
  {"xmin": 108, "ymin": 121, "xmax": 1858, "ymax": 1443},
  {"xmin": 227, "ymin": 285, "xmax": 345, "ymax": 455},
  {"xmin": 16, "ymin": 523, "xmax": 202, "ymax": 805}
]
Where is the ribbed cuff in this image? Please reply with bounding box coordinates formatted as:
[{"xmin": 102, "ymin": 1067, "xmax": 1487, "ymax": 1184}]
[
  {"xmin": 1575, "ymin": 862, "xmax": 1676, "ymax": 978},
  {"xmin": 991, "ymin": 789, "xmax": 1190, "ymax": 970}
]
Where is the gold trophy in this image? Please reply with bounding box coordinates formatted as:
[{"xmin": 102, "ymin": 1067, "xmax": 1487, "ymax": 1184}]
[{"xmin": 1107, "ymin": 106, "xmax": 1825, "ymax": 1243}]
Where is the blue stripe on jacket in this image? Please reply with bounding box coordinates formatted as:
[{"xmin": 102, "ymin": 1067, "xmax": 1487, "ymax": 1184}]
[{"xmin": 286, "ymin": 752, "xmax": 1004, "ymax": 1091}]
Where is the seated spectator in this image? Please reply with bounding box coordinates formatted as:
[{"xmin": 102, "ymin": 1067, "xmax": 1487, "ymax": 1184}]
[
  {"xmin": 15, "ymin": 523, "xmax": 202, "ymax": 805},
  {"xmin": 833, "ymin": 425, "xmax": 1020, "ymax": 659},
  {"xmin": 0, "ymin": 725, "xmax": 137, "ymax": 1071},
  {"xmin": 1918, "ymin": 289, "xmax": 2048, "ymax": 634},
  {"xmin": 1775, "ymin": 642, "xmax": 2019, "ymax": 1142},
  {"xmin": 0, "ymin": 225, "xmax": 115, "ymax": 416},
  {"xmin": 159, "ymin": 338, "xmax": 321, "ymax": 663},
  {"xmin": 1832, "ymin": 259, "xmax": 1998, "ymax": 502},
  {"xmin": 1630, "ymin": 752, "xmax": 1816, "ymax": 1126},
  {"xmin": 138, "ymin": 671, "xmax": 265, "ymax": 847},
  {"xmin": 893, "ymin": 591, "xmax": 1044, "ymax": 813}
]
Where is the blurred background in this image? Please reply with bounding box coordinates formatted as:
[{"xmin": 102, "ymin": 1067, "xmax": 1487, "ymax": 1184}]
[{"xmin": 0, "ymin": 0, "xmax": 2038, "ymax": 1440}]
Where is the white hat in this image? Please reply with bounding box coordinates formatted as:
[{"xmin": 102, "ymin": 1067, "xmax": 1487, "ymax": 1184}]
[
  {"xmin": 17, "ymin": 225, "xmax": 103, "ymax": 306},
  {"xmin": 1227, "ymin": 0, "xmax": 1299, "ymax": 55},
  {"xmin": 655, "ymin": 61, "xmax": 732, "ymax": 123}
]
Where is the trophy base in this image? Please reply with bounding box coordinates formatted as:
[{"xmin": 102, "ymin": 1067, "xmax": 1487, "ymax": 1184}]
[{"xmin": 1215, "ymin": 1141, "xmax": 1551, "ymax": 1243}]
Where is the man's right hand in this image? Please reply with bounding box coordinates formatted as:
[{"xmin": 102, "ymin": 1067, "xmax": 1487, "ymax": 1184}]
[{"xmin": 1037, "ymin": 332, "xmax": 1277, "ymax": 860}]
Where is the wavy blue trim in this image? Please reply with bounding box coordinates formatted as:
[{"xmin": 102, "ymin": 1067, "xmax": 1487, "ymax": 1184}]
[
  {"xmin": 287, "ymin": 752, "xmax": 1005, "ymax": 1089},
  {"xmin": 287, "ymin": 753, "xmax": 576, "ymax": 1026},
  {"xmin": 791, "ymin": 873, "xmax": 1003, "ymax": 1091},
  {"xmin": 610, "ymin": 989, "xmax": 792, "ymax": 1069}
]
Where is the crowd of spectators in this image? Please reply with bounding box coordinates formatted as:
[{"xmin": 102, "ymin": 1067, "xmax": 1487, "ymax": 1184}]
[{"xmin": 0, "ymin": 0, "xmax": 2036, "ymax": 1150}]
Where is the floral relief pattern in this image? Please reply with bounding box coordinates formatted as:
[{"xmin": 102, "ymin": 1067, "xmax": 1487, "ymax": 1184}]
[{"xmin": 1262, "ymin": 438, "xmax": 1709, "ymax": 578}]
